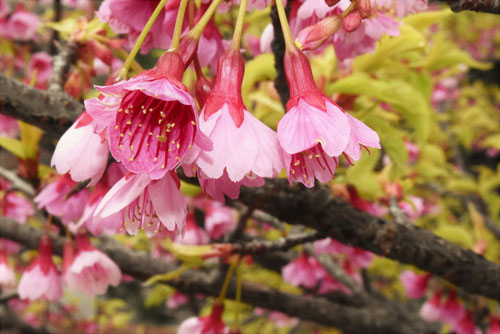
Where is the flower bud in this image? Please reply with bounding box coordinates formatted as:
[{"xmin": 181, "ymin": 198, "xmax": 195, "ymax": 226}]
[
  {"xmin": 358, "ymin": 0, "xmax": 372, "ymax": 19},
  {"xmin": 296, "ymin": 15, "xmax": 342, "ymax": 51},
  {"xmin": 342, "ymin": 10, "xmax": 362, "ymax": 33},
  {"xmin": 325, "ymin": 0, "xmax": 341, "ymax": 6}
]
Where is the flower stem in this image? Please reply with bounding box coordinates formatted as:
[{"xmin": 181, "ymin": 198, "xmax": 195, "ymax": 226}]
[
  {"xmin": 217, "ymin": 256, "xmax": 239, "ymax": 302},
  {"xmin": 275, "ymin": 0, "xmax": 295, "ymax": 49},
  {"xmin": 170, "ymin": 0, "xmax": 189, "ymax": 50},
  {"xmin": 341, "ymin": 0, "xmax": 358, "ymax": 18},
  {"xmin": 234, "ymin": 259, "xmax": 243, "ymax": 330},
  {"xmin": 230, "ymin": 0, "xmax": 248, "ymax": 49},
  {"xmin": 119, "ymin": 0, "xmax": 169, "ymax": 79},
  {"xmin": 188, "ymin": 0, "xmax": 224, "ymax": 41}
]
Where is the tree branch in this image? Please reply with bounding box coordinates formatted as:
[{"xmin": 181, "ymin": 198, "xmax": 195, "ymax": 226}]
[
  {"xmin": 0, "ymin": 73, "xmax": 82, "ymax": 138},
  {"xmin": 48, "ymin": 40, "xmax": 79, "ymax": 92},
  {"xmin": 0, "ymin": 217, "xmax": 437, "ymax": 334},
  {"xmin": 437, "ymin": 0, "xmax": 500, "ymax": 14}
]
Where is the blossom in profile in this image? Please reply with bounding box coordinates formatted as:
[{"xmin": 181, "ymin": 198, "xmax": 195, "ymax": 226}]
[
  {"xmin": 177, "ymin": 302, "xmax": 229, "ymax": 334},
  {"xmin": 174, "ymin": 213, "xmax": 210, "ymax": 245},
  {"xmin": 278, "ymin": 47, "xmax": 380, "ymax": 187},
  {"xmin": 51, "ymin": 112, "xmax": 109, "ymax": 186},
  {"xmin": 18, "ymin": 236, "xmax": 62, "ymax": 301},
  {"xmin": 65, "ymin": 233, "xmax": 121, "ymax": 296},
  {"xmin": 28, "ymin": 52, "xmax": 53, "ymax": 87},
  {"xmin": 419, "ymin": 290, "xmax": 442, "ymax": 322},
  {"xmin": 94, "ymin": 172, "xmax": 187, "ymax": 236},
  {"xmin": 203, "ymin": 201, "xmax": 237, "ymax": 240},
  {"xmin": 282, "ymin": 253, "xmax": 326, "ymax": 288},
  {"xmin": 87, "ymin": 51, "xmax": 210, "ymax": 180},
  {"xmin": 195, "ymin": 47, "xmax": 283, "ymax": 184},
  {"xmin": 0, "ymin": 115, "xmax": 19, "ymax": 138}
]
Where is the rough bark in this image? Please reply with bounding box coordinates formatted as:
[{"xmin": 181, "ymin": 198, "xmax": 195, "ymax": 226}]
[{"xmin": 438, "ymin": 0, "xmax": 500, "ymax": 14}]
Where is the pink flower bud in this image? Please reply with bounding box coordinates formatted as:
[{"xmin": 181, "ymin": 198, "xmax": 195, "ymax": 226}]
[
  {"xmin": 342, "ymin": 11, "xmax": 362, "ymax": 33},
  {"xmin": 358, "ymin": 0, "xmax": 371, "ymax": 19},
  {"xmin": 325, "ymin": 0, "xmax": 341, "ymax": 6},
  {"xmin": 296, "ymin": 15, "xmax": 342, "ymax": 51}
]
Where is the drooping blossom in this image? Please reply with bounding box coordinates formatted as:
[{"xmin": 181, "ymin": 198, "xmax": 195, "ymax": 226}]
[
  {"xmin": 194, "ymin": 47, "xmax": 283, "ymax": 193},
  {"xmin": 282, "ymin": 253, "xmax": 326, "ymax": 289},
  {"xmin": 277, "ymin": 47, "xmax": 380, "ymax": 187},
  {"xmin": 87, "ymin": 51, "xmax": 210, "ymax": 180},
  {"xmin": 34, "ymin": 174, "xmax": 89, "ymax": 224},
  {"xmin": 195, "ymin": 169, "xmax": 264, "ymax": 202},
  {"xmin": 203, "ymin": 200, "xmax": 237, "ymax": 240},
  {"xmin": 166, "ymin": 291, "xmax": 189, "ymax": 309},
  {"xmin": 440, "ymin": 290, "xmax": 465, "ymax": 324},
  {"xmin": 0, "ymin": 0, "xmax": 9, "ymax": 19},
  {"xmin": 18, "ymin": 236, "xmax": 62, "ymax": 301},
  {"xmin": 177, "ymin": 302, "xmax": 229, "ymax": 334},
  {"xmin": 7, "ymin": 7, "xmax": 40, "ymax": 41},
  {"xmin": 174, "ymin": 213, "xmax": 210, "ymax": 245},
  {"xmin": 97, "ymin": 0, "xmax": 180, "ymax": 54},
  {"xmin": 0, "ymin": 114, "xmax": 19, "ymax": 137},
  {"xmin": 94, "ymin": 172, "xmax": 187, "ymax": 236},
  {"xmin": 65, "ymin": 233, "xmax": 121, "ymax": 296},
  {"xmin": 487, "ymin": 316, "xmax": 500, "ymax": 334},
  {"xmin": 0, "ymin": 248, "xmax": 16, "ymax": 289},
  {"xmin": 399, "ymin": 270, "xmax": 431, "ymax": 299},
  {"xmin": 398, "ymin": 196, "xmax": 425, "ymax": 222},
  {"xmin": 51, "ymin": 112, "xmax": 109, "ymax": 186},
  {"xmin": 419, "ymin": 290, "xmax": 442, "ymax": 322},
  {"xmin": 452, "ymin": 311, "xmax": 482, "ymax": 334},
  {"xmin": 1, "ymin": 179, "xmax": 34, "ymax": 223}
]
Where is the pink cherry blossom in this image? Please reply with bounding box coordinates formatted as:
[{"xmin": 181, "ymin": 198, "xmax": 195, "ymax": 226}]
[
  {"xmin": 166, "ymin": 291, "xmax": 189, "ymax": 309},
  {"xmin": 195, "ymin": 47, "xmax": 283, "ymax": 183},
  {"xmin": 0, "ymin": 114, "xmax": 19, "ymax": 137},
  {"xmin": 87, "ymin": 52, "xmax": 210, "ymax": 180},
  {"xmin": 62, "ymin": 0, "xmax": 92, "ymax": 11},
  {"xmin": 97, "ymin": 0, "xmax": 179, "ymax": 54},
  {"xmin": 51, "ymin": 112, "xmax": 109, "ymax": 186},
  {"xmin": 398, "ymin": 196, "xmax": 425, "ymax": 221},
  {"xmin": 0, "ymin": 248, "xmax": 16, "ymax": 289},
  {"xmin": 282, "ymin": 253, "xmax": 326, "ymax": 289},
  {"xmin": 441, "ymin": 290, "xmax": 465, "ymax": 324},
  {"xmin": 94, "ymin": 172, "xmax": 187, "ymax": 236},
  {"xmin": 452, "ymin": 311, "xmax": 482, "ymax": 334},
  {"xmin": 1, "ymin": 179, "xmax": 34, "ymax": 223},
  {"xmin": 34, "ymin": 174, "xmax": 89, "ymax": 224},
  {"xmin": 177, "ymin": 302, "xmax": 229, "ymax": 334},
  {"xmin": 65, "ymin": 233, "xmax": 121, "ymax": 296},
  {"xmin": 195, "ymin": 7, "xmax": 226, "ymax": 69},
  {"xmin": 28, "ymin": 52, "xmax": 53, "ymax": 85},
  {"xmin": 7, "ymin": 9, "xmax": 39, "ymax": 41},
  {"xmin": 333, "ymin": 13, "xmax": 400, "ymax": 63},
  {"xmin": 196, "ymin": 169, "xmax": 265, "ymax": 202},
  {"xmin": 399, "ymin": 270, "xmax": 431, "ymax": 299},
  {"xmin": 487, "ymin": 316, "xmax": 500, "ymax": 334},
  {"xmin": 203, "ymin": 201, "xmax": 237, "ymax": 240},
  {"xmin": 174, "ymin": 214, "xmax": 210, "ymax": 245},
  {"xmin": 0, "ymin": 0, "xmax": 10, "ymax": 19},
  {"xmin": 278, "ymin": 48, "xmax": 380, "ymax": 187},
  {"xmin": 18, "ymin": 236, "xmax": 62, "ymax": 301}
]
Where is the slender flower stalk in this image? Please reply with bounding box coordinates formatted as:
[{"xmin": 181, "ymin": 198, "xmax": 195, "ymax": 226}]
[
  {"xmin": 230, "ymin": 0, "xmax": 249, "ymax": 49},
  {"xmin": 274, "ymin": 0, "xmax": 295, "ymax": 49},
  {"xmin": 187, "ymin": 0, "xmax": 224, "ymax": 41},
  {"xmin": 217, "ymin": 257, "xmax": 239, "ymax": 303},
  {"xmin": 170, "ymin": 0, "xmax": 189, "ymax": 51},
  {"xmin": 119, "ymin": 0, "xmax": 169, "ymax": 80}
]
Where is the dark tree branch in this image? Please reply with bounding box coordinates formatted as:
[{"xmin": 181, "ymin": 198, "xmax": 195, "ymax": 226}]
[
  {"xmin": 271, "ymin": 4, "xmax": 290, "ymax": 108},
  {"xmin": 1, "ymin": 74, "xmax": 499, "ymax": 301},
  {"xmin": 238, "ymin": 180, "xmax": 500, "ymax": 301},
  {"xmin": 0, "ymin": 217, "xmax": 438, "ymax": 334},
  {"xmin": 233, "ymin": 230, "xmax": 322, "ymax": 254},
  {"xmin": 0, "ymin": 73, "xmax": 82, "ymax": 137},
  {"xmin": 437, "ymin": 0, "xmax": 500, "ymax": 14},
  {"xmin": 48, "ymin": 40, "xmax": 79, "ymax": 92}
]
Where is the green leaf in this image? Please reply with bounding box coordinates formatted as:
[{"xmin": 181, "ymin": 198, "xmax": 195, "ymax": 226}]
[
  {"xmin": 241, "ymin": 54, "xmax": 276, "ymax": 106},
  {"xmin": 19, "ymin": 122, "xmax": 42, "ymax": 159},
  {"xmin": 164, "ymin": 240, "xmax": 212, "ymax": 265},
  {"xmin": 433, "ymin": 225, "xmax": 474, "ymax": 248},
  {"xmin": 483, "ymin": 134, "xmax": 500, "ymax": 150},
  {"xmin": 0, "ymin": 137, "xmax": 26, "ymax": 159},
  {"xmin": 345, "ymin": 150, "xmax": 383, "ymax": 199},
  {"xmin": 180, "ymin": 181, "xmax": 201, "ymax": 197},
  {"xmin": 403, "ymin": 8, "xmax": 453, "ymax": 30},
  {"xmin": 327, "ymin": 73, "xmax": 431, "ymax": 143}
]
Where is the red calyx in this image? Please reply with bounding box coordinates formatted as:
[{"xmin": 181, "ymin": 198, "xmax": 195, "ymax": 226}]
[
  {"xmin": 342, "ymin": 11, "xmax": 362, "ymax": 32},
  {"xmin": 156, "ymin": 51, "xmax": 187, "ymax": 82},
  {"xmin": 283, "ymin": 47, "xmax": 326, "ymax": 111},
  {"xmin": 75, "ymin": 233, "xmax": 95, "ymax": 252},
  {"xmin": 204, "ymin": 47, "xmax": 246, "ymax": 127}
]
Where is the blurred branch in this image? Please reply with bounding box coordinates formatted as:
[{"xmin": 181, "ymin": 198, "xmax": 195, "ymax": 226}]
[
  {"xmin": 0, "ymin": 166, "xmax": 35, "ymax": 196},
  {"xmin": 233, "ymin": 230, "xmax": 322, "ymax": 254},
  {"xmin": 48, "ymin": 40, "xmax": 79, "ymax": 92},
  {"xmin": 0, "ymin": 217, "xmax": 437, "ymax": 333},
  {"xmin": 437, "ymin": 0, "xmax": 500, "ymax": 14}
]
